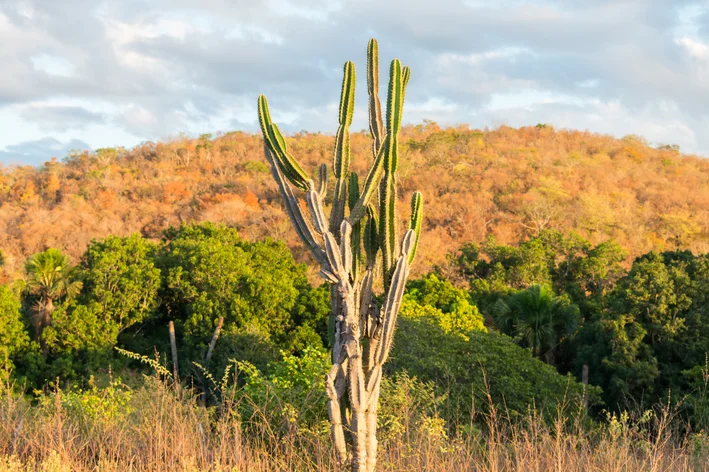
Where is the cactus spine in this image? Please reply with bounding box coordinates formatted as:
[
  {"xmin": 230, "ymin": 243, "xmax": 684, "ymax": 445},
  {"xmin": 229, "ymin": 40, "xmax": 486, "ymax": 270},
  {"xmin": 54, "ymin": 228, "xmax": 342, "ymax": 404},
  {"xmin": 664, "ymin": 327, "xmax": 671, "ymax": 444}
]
[{"xmin": 257, "ymin": 38, "xmax": 422, "ymax": 472}]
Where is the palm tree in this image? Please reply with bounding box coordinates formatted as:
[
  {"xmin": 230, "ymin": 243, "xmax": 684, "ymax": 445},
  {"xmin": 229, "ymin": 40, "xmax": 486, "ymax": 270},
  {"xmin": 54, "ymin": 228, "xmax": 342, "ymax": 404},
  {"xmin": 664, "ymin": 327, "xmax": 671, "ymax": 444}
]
[
  {"xmin": 492, "ymin": 284, "xmax": 579, "ymax": 362},
  {"xmin": 23, "ymin": 248, "xmax": 82, "ymax": 354}
]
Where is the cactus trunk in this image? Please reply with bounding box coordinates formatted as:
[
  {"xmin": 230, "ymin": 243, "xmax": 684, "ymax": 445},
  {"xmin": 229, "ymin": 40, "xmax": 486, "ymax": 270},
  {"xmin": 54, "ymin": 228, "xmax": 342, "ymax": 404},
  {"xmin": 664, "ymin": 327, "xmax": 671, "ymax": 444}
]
[{"xmin": 257, "ymin": 38, "xmax": 423, "ymax": 472}]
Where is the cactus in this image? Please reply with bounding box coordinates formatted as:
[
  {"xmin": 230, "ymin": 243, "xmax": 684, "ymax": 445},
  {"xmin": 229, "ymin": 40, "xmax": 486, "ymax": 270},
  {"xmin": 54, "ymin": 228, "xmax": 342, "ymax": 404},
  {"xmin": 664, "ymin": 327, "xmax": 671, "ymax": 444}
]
[{"xmin": 257, "ymin": 38, "xmax": 423, "ymax": 472}]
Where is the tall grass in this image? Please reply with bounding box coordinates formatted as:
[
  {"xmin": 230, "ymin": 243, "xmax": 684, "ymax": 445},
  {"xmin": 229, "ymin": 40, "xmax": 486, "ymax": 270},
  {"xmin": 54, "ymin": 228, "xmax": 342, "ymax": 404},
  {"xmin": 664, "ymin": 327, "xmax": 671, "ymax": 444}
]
[{"xmin": 0, "ymin": 372, "xmax": 707, "ymax": 471}]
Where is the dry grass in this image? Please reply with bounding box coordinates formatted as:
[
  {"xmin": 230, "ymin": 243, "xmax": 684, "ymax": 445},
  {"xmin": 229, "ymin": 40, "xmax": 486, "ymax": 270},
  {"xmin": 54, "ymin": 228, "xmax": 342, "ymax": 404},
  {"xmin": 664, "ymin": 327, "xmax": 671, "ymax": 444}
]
[{"xmin": 0, "ymin": 376, "xmax": 707, "ymax": 472}]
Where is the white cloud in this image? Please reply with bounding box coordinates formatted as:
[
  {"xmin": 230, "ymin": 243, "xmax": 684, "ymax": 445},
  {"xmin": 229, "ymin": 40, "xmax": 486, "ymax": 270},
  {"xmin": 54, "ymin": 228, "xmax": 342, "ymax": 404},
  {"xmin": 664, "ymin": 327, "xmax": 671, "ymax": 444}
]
[
  {"xmin": 1, "ymin": 0, "xmax": 709, "ymax": 164},
  {"xmin": 676, "ymin": 37, "xmax": 709, "ymax": 61},
  {"xmin": 30, "ymin": 54, "xmax": 77, "ymax": 77}
]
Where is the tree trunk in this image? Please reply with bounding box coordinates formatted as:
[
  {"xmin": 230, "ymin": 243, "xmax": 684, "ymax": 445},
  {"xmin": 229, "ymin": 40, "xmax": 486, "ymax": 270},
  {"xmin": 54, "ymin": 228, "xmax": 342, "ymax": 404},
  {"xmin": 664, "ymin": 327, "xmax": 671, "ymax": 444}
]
[
  {"xmin": 168, "ymin": 321, "xmax": 179, "ymax": 380},
  {"xmin": 38, "ymin": 298, "xmax": 54, "ymax": 356}
]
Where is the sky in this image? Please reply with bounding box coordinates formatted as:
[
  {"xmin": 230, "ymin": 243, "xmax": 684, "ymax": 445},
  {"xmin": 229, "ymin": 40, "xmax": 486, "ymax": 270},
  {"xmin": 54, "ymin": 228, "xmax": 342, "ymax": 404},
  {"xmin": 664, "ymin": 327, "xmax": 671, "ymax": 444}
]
[{"xmin": 1, "ymin": 0, "xmax": 709, "ymax": 166}]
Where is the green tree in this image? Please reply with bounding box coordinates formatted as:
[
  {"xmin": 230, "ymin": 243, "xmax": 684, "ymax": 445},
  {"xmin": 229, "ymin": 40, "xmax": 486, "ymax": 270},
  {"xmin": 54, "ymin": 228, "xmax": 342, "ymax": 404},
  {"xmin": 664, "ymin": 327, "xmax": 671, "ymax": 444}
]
[
  {"xmin": 288, "ymin": 283, "xmax": 331, "ymax": 352},
  {"xmin": 235, "ymin": 346, "xmax": 330, "ymax": 429},
  {"xmin": 577, "ymin": 251, "xmax": 709, "ymax": 410},
  {"xmin": 456, "ymin": 235, "xmax": 553, "ymax": 291},
  {"xmin": 23, "ymin": 248, "xmax": 82, "ymax": 354},
  {"xmin": 0, "ymin": 285, "xmax": 31, "ymax": 376},
  {"xmin": 454, "ymin": 231, "xmax": 625, "ymax": 316},
  {"xmin": 159, "ymin": 222, "xmax": 328, "ymax": 369},
  {"xmin": 492, "ymin": 285, "xmax": 579, "ymax": 362},
  {"xmin": 560, "ymin": 240, "xmax": 626, "ymax": 313},
  {"xmin": 40, "ymin": 301, "xmax": 120, "ymax": 380},
  {"xmin": 577, "ymin": 314, "xmax": 658, "ymax": 409},
  {"xmin": 610, "ymin": 252, "xmax": 691, "ymax": 346},
  {"xmin": 79, "ymin": 234, "xmax": 161, "ymax": 330}
]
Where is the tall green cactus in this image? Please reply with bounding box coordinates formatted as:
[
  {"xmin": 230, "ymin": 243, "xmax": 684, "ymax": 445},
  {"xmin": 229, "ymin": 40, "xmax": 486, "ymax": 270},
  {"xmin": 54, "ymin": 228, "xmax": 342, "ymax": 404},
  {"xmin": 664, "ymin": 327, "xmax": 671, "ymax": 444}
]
[{"xmin": 257, "ymin": 39, "xmax": 423, "ymax": 472}]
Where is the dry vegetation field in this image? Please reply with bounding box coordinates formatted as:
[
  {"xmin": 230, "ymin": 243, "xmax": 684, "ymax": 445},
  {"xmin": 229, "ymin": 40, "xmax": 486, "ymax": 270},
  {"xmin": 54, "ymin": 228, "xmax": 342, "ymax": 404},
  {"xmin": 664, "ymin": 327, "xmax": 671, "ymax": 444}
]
[
  {"xmin": 2, "ymin": 123, "xmax": 709, "ymax": 283},
  {"xmin": 1, "ymin": 375, "xmax": 707, "ymax": 472}
]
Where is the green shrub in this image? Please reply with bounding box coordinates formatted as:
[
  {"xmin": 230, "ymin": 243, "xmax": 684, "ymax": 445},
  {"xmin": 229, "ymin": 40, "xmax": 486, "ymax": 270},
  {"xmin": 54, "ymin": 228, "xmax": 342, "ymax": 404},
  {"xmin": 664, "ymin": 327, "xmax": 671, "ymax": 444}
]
[
  {"xmin": 37, "ymin": 376, "xmax": 133, "ymax": 427},
  {"xmin": 389, "ymin": 312, "xmax": 600, "ymax": 424},
  {"xmin": 0, "ymin": 285, "xmax": 31, "ymax": 378},
  {"xmin": 79, "ymin": 234, "xmax": 161, "ymax": 330},
  {"xmin": 242, "ymin": 160, "xmax": 269, "ymax": 174},
  {"xmin": 403, "ymin": 274, "xmax": 486, "ymax": 339}
]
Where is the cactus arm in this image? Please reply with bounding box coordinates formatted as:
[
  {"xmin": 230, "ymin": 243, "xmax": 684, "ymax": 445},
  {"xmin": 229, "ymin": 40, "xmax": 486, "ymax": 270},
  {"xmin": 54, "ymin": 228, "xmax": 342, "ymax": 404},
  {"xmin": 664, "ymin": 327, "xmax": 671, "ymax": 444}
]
[
  {"xmin": 408, "ymin": 191, "xmax": 423, "ymax": 264},
  {"xmin": 374, "ymin": 229, "xmax": 414, "ymax": 366},
  {"xmin": 349, "ymin": 172, "xmax": 363, "ymax": 282},
  {"xmin": 379, "ymin": 177, "xmax": 397, "ymax": 291},
  {"xmin": 306, "ymin": 187, "xmax": 329, "ymax": 235},
  {"xmin": 367, "ymin": 39, "xmax": 384, "ymax": 158},
  {"xmin": 258, "ymin": 95, "xmax": 310, "ymax": 190},
  {"xmin": 348, "ymin": 171, "xmax": 360, "ymax": 212},
  {"xmin": 349, "ymin": 352, "xmax": 368, "ymax": 470},
  {"xmin": 329, "ymin": 61, "xmax": 356, "ymax": 237},
  {"xmin": 402, "ymin": 66, "xmax": 411, "ymax": 102},
  {"xmin": 330, "ymin": 180, "xmax": 348, "ymax": 239},
  {"xmin": 340, "ymin": 220, "xmax": 353, "ymax": 278},
  {"xmin": 333, "ymin": 62, "xmax": 355, "ymax": 179},
  {"xmin": 271, "ymin": 123, "xmax": 310, "ymax": 190},
  {"xmin": 348, "ymin": 137, "xmax": 386, "ymax": 227},
  {"xmin": 380, "ymin": 59, "xmax": 404, "ymax": 291},
  {"xmin": 318, "ymin": 163, "xmax": 328, "ymax": 198},
  {"xmin": 263, "ymin": 145, "xmax": 326, "ymax": 265},
  {"xmin": 325, "ymin": 362, "xmax": 348, "ymax": 464},
  {"xmin": 324, "ymin": 229, "xmax": 346, "ymax": 279},
  {"xmin": 364, "ymin": 368, "xmax": 382, "ymax": 472},
  {"xmin": 363, "ymin": 205, "xmax": 379, "ymax": 270},
  {"xmin": 358, "ymin": 269, "xmax": 374, "ymax": 336}
]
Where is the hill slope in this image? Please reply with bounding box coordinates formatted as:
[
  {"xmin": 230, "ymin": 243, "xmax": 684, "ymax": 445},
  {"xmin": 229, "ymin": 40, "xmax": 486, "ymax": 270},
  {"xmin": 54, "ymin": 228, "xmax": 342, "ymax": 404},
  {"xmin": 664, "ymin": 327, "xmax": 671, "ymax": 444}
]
[{"xmin": 1, "ymin": 123, "xmax": 708, "ymax": 281}]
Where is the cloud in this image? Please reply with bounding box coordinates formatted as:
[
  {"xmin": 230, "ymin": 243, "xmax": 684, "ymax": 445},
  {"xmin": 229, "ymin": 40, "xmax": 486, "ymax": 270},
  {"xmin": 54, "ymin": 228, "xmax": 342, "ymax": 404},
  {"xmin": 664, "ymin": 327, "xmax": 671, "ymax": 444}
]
[
  {"xmin": 0, "ymin": 0, "xmax": 708, "ymax": 161},
  {"xmin": 19, "ymin": 105, "xmax": 106, "ymax": 132},
  {"xmin": 0, "ymin": 137, "xmax": 92, "ymax": 166},
  {"xmin": 477, "ymin": 99, "xmax": 703, "ymax": 150}
]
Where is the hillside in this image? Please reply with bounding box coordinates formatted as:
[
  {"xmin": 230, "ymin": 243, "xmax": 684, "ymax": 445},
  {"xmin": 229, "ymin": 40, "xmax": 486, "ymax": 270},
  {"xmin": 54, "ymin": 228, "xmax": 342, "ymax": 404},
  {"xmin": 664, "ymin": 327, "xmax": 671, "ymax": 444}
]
[{"xmin": 1, "ymin": 122, "xmax": 709, "ymax": 281}]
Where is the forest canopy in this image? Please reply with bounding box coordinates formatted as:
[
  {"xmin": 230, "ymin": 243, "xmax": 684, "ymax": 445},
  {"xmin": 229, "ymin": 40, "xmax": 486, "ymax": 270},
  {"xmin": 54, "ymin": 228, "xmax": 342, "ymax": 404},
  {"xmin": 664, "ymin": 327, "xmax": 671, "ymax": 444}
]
[
  {"xmin": 1, "ymin": 124, "xmax": 708, "ymax": 285},
  {"xmin": 1, "ymin": 125, "xmax": 708, "ymax": 437}
]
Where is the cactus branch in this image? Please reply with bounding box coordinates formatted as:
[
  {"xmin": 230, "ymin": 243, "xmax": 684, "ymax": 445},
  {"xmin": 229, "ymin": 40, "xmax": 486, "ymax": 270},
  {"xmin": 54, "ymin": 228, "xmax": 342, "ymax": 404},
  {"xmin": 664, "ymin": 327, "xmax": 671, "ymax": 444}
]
[
  {"xmin": 367, "ymin": 39, "xmax": 384, "ymax": 159},
  {"xmin": 348, "ymin": 138, "xmax": 386, "ymax": 227},
  {"xmin": 380, "ymin": 59, "xmax": 405, "ymax": 291},
  {"xmin": 402, "ymin": 66, "xmax": 411, "ymax": 102},
  {"xmin": 258, "ymin": 96, "xmax": 310, "ymax": 190},
  {"xmin": 408, "ymin": 191, "xmax": 423, "ymax": 263},
  {"xmin": 330, "ymin": 61, "xmax": 356, "ymax": 237},
  {"xmin": 263, "ymin": 146, "xmax": 326, "ymax": 265},
  {"xmin": 318, "ymin": 163, "xmax": 328, "ymax": 198},
  {"xmin": 349, "ymin": 173, "xmax": 363, "ymax": 282}
]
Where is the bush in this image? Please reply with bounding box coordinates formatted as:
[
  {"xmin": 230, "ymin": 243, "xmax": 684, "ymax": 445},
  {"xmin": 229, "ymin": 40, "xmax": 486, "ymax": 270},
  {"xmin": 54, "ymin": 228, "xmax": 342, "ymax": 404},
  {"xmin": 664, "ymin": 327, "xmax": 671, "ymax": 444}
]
[
  {"xmin": 78, "ymin": 234, "xmax": 161, "ymax": 330},
  {"xmin": 0, "ymin": 285, "xmax": 31, "ymax": 378},
  {"xmin": 158, "ymin": 222, "xmax": 329, "ymax": 371},
  {"xmin": 403, "ymin": 274, "xmax": 486, "ymax": 339},
  {"xmin": 389, "ymin": 311, "xmax": 600, "ymax": 424}
]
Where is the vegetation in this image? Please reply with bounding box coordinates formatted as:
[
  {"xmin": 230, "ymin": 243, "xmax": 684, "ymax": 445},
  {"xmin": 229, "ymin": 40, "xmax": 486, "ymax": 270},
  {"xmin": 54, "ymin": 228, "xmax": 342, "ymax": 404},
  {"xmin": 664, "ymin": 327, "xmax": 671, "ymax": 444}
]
[
  {"xmin": 0, "ymin": 47, "xmax": 708, "ymax": 472},
  {"xmin": 2, "ymin": 118, "xmax": 709, "ymax": 286},
  {"xmin": 492, "ymin": 284, "xmax": 579, "ymax": 361},
  {"xmin": 0, "ymin": 369, "xmax": 706, "ymax": 471},
  {"xmin": 0, "ymin": 221, "xmax": 707, "ymax": 470},
  {"xmin": 0, "ymin": 285, "xmax": 29, "ymax": 379},
  {"xmin": 22, "ymin": 249, "xmax": 82, "ymax": 355}
]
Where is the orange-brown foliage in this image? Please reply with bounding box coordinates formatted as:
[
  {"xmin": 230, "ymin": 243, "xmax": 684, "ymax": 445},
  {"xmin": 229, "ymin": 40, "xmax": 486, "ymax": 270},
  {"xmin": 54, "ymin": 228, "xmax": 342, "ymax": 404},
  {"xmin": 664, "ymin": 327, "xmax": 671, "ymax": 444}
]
[{"xmin": 2, "ymin": 124, "xmax": 708, "ymax": 282}]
